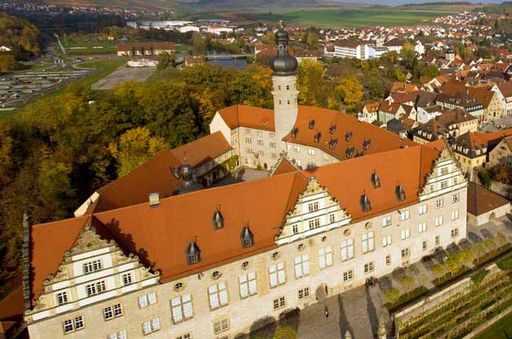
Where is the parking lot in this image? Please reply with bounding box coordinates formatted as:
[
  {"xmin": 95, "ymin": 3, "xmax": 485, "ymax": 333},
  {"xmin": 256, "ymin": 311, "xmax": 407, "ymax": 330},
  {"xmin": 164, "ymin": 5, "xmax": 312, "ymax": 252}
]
[
  {"xmin": 479, "ymin": 116, "xmax": 512, "ymax": 132},
  {"xmin": 91, "ymin": 65, "xmax": 155, "ymax": 90},
  {"xmin": 0, "ymin": 68, "xmax": 92, "ymax": 109}
]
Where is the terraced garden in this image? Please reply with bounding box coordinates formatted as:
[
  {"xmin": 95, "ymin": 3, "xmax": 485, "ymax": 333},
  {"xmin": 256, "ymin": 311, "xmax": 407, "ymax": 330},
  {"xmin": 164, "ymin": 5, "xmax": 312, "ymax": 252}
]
[{"xmin": 397, "ymin": 270, "xmax": 512, "ymax": 339}]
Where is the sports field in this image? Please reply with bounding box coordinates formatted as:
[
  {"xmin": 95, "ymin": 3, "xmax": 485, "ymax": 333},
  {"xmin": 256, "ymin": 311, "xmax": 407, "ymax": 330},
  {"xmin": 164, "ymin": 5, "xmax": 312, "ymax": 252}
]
[{"xmin": 241, "ymin": 7, "xmax": 462, "ymax": 28}]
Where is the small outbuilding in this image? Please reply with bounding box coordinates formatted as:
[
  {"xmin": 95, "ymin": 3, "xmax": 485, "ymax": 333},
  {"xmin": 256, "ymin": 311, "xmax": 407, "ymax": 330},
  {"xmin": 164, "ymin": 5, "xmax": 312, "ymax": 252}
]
[{"xmin": 467, "ymin": 182, "xmax": 511, "ymax": 226}]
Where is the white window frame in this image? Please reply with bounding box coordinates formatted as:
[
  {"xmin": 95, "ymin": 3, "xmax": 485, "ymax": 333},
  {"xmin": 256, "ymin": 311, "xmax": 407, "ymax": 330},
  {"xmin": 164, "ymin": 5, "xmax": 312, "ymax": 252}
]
[
  {"xmin": 208, "ymin": 282, "xmax": 229, "ymax": 310},
  {"xmin": 401, "ymin": 228, "xmax": 410, "ymax": 240},
  {"xmin": 269, "ymin": 262, "xmax": 286, "ymax": 288},
  {"xmin": 171, "ymin": 294, "xmax": 193, "ymax": 323},
  {"xmin": 239, "ymin": 272, "xmax": 257, "ymax": 299},
  {"xmin": 362, "ymin": 231, "xmax": 375, "ymax": 253},
  {"xmin": 382, "ymin": 235, "xmax": 392, "ymax": 247},
  {"xmin": 319, "ymin": 247, "xmax": 333, "ymax": 270},
  {"xmin": 294, "ymin": 254, "xmax": 310, "ymax": 278},
  {"xmin": 418, "ymin": 222, "xmax": 427, "ymax": 233},
  {"xmin": 341, "ymin": 239, "xmax": 354, "ymax": 261}
]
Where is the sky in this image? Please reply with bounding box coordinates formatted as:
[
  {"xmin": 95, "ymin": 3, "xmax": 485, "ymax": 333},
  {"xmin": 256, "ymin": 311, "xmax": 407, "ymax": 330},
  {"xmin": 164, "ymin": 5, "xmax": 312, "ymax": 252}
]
[{"xmin": 331, "ymin": 0, "xmax": 502, "ymax": 4}]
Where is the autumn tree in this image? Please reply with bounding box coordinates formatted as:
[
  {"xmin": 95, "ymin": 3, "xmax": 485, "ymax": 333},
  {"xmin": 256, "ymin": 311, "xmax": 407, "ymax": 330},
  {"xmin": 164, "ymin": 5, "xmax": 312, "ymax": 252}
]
[
  {"xmin": 400, "ymin": 42, "xmax": 417, "ymax": 71},
  {"xmin": 335, "ymin": 75, "xmax": 364, "ymax": 108},
  {"xmin": 157, "ymin": 51, "xmax": 176, "ymax": 70},
  {"xmin": 109, "ymin": 127, "xmax": 165, "ymax": 176},
  {"xmin": 297, "ymin": 59, "xmax": 326, "ymax": 107}
]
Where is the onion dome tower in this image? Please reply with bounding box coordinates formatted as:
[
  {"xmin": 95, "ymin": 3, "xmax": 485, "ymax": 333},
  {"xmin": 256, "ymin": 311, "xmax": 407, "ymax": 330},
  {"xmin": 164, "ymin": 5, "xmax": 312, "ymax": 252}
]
[{"xmin": 271, "ymin": 21, "xmax": 299, "ymax": 149}]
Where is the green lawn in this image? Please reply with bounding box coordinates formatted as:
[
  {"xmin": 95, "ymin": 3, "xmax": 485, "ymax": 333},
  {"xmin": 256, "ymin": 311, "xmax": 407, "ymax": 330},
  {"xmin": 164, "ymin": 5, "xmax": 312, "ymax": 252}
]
[
  {"xmin": 479, "ymin": 311, "xmax": 512, "ymax": 339},
  {"xmin": 244, "ymin": 7, "xmax": 457, "ymax": 28}
]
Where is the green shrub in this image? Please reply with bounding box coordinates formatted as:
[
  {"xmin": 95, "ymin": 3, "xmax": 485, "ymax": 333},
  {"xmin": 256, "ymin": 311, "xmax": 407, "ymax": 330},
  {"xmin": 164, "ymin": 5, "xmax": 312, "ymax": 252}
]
[
  {"xmin": 471, "ymin": 269, "xmax": 489, "ymax": 285},
  {"xmin": 273, "ymin": 326, "xmax": 297, "ymax": 339}
]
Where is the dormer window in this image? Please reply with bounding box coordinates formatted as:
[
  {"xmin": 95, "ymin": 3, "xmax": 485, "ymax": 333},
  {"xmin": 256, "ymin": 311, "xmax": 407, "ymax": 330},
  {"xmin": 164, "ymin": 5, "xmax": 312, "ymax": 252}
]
[
  {"xmin": 360, "ymin": 193, "xmax": 371, "ymax": 212},
  {"xmin": 363, "ymin": 138, "xmax": 371, "ymax": 151},
  {"xmin": 371, "ymin": 171, "xmax": 380, "ymax": 188},
  {"xmin": 329, "ymin": 124, "xmax": 336, "ymax": 134},
  {"xmin": 291, "ymin": 127, "xmax": 299, "ymax": 139},
  {"xmin": 212, "ymin": 209, "xmax": 224, "ymax": 230},
  {"xmin": 345, "ymin": 131, "xmax": 352, "ymax": 142},
  {"xmin": 241, "ymin": 225, "xmax": 254, "ymax": 248},
  {"xmin": 308, "ymin": 119, "xmax": 315, "ymax": 129},
  {"xmin": 328, "ymin": 138, "xmax": 338, "ymax": 149},
  {"xmin": 185, "ymin": 241, "xmax": 201, "ymax": 265},
  {"xmin": 395, "ymin": 184, "xmax": 406, "ymax": 201},
  {"xmin": 345, "ymin": 147, "xmax": 355, "ymax": 158},
  {"xmin": 314, "ymin": 131, "xmax": 321, "ymax": 143}
]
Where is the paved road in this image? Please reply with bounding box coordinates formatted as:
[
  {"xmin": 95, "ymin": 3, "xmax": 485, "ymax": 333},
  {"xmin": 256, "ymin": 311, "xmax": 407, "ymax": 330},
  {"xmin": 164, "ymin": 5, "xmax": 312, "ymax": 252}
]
[{"xmin": 297, "ymin": 285, "xmax": 388, "ymax": 339}]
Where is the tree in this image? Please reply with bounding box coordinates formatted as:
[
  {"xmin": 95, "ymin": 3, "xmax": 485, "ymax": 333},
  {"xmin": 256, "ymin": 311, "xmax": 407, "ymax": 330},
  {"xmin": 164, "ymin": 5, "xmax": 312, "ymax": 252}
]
[
  {"xmin": 109, "ymin": 127, "xmax": 166, "ymax": 177},
  {"xmin": 157, "ymin": 51, "xmax": 176, "ymax": 70},
  {"xmin": 335, "ymin": 75, "xmax": 364, "ymax": 108},
  {"xmin": 445, "ymin": 252, "xmax": 462, "ymax": 277},
  {"xmin": 432, "ymin": 263, "xmax": 447, "ymax": 280},
  {"xmin": 303, "ymin": 28, "xmax": 319, "ymax": 48},
  {"xmin": 297, "ymin": 59, "xmax": 326, "ymax": 107},
  {"xmin": 400, "ymin": 42, "xmax": 417, "ymax": 71},
  {"xmin": 478, "ymin": 169, "xmax": 492, "ymax": 188},
  {"xmin": 459, "ymin": 248, "xmax": 475, "ymax": 268},
  {"xmin": 273, "ymin": 326, "xmax": 297, "ymax": 339},
  {"xmin": 0, "ymin": 54, "xmax": 17, "ymax": 73}
]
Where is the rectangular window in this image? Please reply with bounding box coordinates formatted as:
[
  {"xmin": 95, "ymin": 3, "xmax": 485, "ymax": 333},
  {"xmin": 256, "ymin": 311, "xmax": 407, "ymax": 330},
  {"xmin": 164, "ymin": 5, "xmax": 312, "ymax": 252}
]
[
  {"xmin": 245, "ymin": 138, "xmax": 252, "ymax": 144},
  {"xmin": 435, "ymin": 199, "xmax": 444, "ymax": 209},
  {"xmin": 171, "ymin": 294, "xmax": 193, "ymax": 323},
  {"xmin": 418, "ymin": 222, "xmax": 427, "ymax": 233},
  {"xmin": 292, "ymin": 224, "xmax": 299, "ymax": 234},
  {"xmin": 122, "ymin": 273, "xmax": 133, "ymax": 285},
  {"xmin": 452, "ymin": 193, "xmax": 460, "ymax": 203},
  {"xmin": 329, "ymin": 213, "xmax": 335, "ymax": 223},
  {"xmin": 294, "ymin": 254, "xmax": 310, "ymax": 278},
  {"xmin": 308, "ymin": 218, "xmax": 320, "ymax": 229},
  {"xmin": 341, "ymin": 239, "xmax": 354, "ymax": 261},
  {"xmin": 308, "ymin": 202, "xmax": 319, "ymax": 212},
  {"xmin": 83, "ymin": 260, "xmax": 102, "ymax": 274},
  {"xmin": 257, "ymin": 140, "xmax": 264, "ymax": 146},
  {"xmin": 142, "ymin": 318, "xmax": 160, "ymax": 335},
  {"xmin": 138, "ymin": 292, "xmax": 157, "ymax": 308},
  {"xmin": 364, "ymin": 262, "xmax": 375, "ymax": 274},
  {"xmin": 343, "ymin": 270, "xmax": 353, "ymax": 282},
  {"xmin": 441, "ymin": 181, "xmax": 448, "ymax": 189},
  {"xmin": 269, "ymin": 262, "xmax": 286, "ymax": 288},
  {"xmin": 298, "ymin": 287, "xmax": 310, "ymax": 300},
  {"xmin": 239, "ymin": 272, "xmax": 257, "ymax": 299},
  {"xmin": 213, "ymin": 318, "xmax": 230, "ymax": 335},
  {"xmin": 451, "ymin": 210, "xmax": 459, "ymax": 220},
  {"xmin": 108, "ymin": 330, "xmax": 127, "ymax": 339},
  {"xmin": 56, "ymin": 291, "xmax": 68, "ymax": 305},
  {"xmin": 176, "ymin": 334, "xmax": 191, "ymax": 339},
  {"xmin": 63, "ymin": 316, "xmax": 84, "ymax": 334},
  {"xmin": 401, "ymin": 228, "xmax": 410, "ymax": 240},
  {"xmin": 435, "ymin": 235, "xmax": 441, "ymax": 246},
  {"xmin": 319, "ymin": 247, "xmax": 333, "ymax": 269},
  {"xmin": 86, "ymin": 280, "xmax": 106, "ymax": 297},
  {"xmin": 104, "ymin": 304, "xmax": 123, "ymax": 320},
  {"xmin": 451, "ymin": 228, "xmax": 459, "ymax": 237},
  {"xmin": 208, "ymin": 282, "xmax": 229, "ymax": 310},
  {"xmin": 273, "ymin": 296, "xmax": 286, "ymax": 310},
  {"xmin": 419, "ymin": 204, "xmax": 427, "ymax": 215},
  {"xmin": 386, "ymin": 255, "xmax": 391, "ymax": 265},
  {"xmin": 382, "ymin": 235, "xmax": 392, "ymax": 247},
  {"xmin": 400, "ymin": 210, "xmax": 410, "ymax": 221},
  {"xmin": 362, "ymin": 231, "xmax": 375, "ymax": 253},
  {"xmin": 401, "ymin": 248, "xmax": 410, "ymax": 258},
  {"xmin": 435, "ymin": 216, "xmax": 444, "ymax": 227},
  {"xmin": 382, "ymin": 216, "xmax": 392, "ymax": 227},
  {"xmin": 423, "ymin": 241, "xmax": 428, "ymax": 251}
]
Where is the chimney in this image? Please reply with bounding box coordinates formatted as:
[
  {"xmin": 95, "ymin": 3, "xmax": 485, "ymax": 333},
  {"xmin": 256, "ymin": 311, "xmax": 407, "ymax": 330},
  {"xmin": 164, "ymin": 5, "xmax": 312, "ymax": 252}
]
[{"xmin": 149, "ymin": 192, "xmax": 160, "ymax": 207}]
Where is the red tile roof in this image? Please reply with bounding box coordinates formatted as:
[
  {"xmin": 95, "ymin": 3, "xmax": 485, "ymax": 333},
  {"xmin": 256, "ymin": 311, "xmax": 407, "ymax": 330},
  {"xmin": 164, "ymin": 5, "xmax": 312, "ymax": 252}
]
[
  {"xmin": 283, "ymin": 106, "xmax": 414, "ymax": 161},
  {"xmin": 217, "ymin": 105, "xmax": 275, "ymax": 131},
  {"xmin": 29, "ymin": 144, "xmax": 442, "ymax": 303},
  {"xmin": 467, "ymin": 182, "xmax": 510, "ymax": 215},
  {"xmin": 171, "ymin": 132, "xmax": 232, "ymax": 168}
]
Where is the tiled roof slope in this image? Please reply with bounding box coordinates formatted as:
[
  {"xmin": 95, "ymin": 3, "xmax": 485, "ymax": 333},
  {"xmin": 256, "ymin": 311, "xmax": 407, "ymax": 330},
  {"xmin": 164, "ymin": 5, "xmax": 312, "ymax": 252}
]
[
  {"xmin": 467, "ymin": 182, "xmax": 510, "ymax": 215},
  {"xmin": 30, "ymin": 144, "xmax": 442, "ymax": 301},
  {"xmin": 283, "ymin": 106, "xmax": 415, "ymax": 161},
  {"xmin": 93, "ymin": 132, "xmax": 231, "ymax": 213},
  {"xmin": 217, "ymin": 105, "xmax": 275, "ymax": 131}
]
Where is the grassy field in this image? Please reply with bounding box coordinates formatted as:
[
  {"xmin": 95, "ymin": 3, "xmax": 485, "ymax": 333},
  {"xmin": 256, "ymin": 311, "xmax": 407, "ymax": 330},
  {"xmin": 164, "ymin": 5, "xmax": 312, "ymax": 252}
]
[
  {"xmin": 62, "ymin": 39, "xmax": 117, "ymax": 56},
  {"xmin": 479, "ymin": 311, "xmax": 512, "ymax": 339},
  {"xmin": 242, "ymin": 8, "xmax": 454, "ymax": 28}
]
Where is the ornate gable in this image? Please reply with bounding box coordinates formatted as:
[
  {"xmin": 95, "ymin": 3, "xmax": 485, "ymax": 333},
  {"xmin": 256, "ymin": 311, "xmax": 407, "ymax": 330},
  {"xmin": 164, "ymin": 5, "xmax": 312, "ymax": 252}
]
[
  {"xmin": 26, "ymin": 224, "xmax": 159, "ymax": 321},
  {"xmin": 276, "ymin": 177, "xmax": 351, "ymax": 245},
  {"xmin": 419, "ymin": 146, "xmax": 467, "ymax": 201}
]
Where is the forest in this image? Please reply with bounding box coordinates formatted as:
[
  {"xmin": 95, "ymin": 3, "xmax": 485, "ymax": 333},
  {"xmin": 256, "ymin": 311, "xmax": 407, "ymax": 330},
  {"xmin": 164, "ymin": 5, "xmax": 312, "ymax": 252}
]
[{"xmin": 0, "ymin": 12, "xmax": 41, "ymax": 72}]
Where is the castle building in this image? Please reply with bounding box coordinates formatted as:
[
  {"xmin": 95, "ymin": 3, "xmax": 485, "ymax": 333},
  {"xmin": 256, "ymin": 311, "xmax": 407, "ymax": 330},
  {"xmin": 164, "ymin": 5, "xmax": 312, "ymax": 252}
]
[{"xmin": 20, "ymin": 28, "xmax": 469, "ymax": 339}]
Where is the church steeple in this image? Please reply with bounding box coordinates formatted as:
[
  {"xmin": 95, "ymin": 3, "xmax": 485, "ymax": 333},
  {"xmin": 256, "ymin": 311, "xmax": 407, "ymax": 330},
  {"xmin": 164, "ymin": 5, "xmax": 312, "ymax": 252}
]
[{"xmin": 271, "ymin": 22, "xmax": 299, "ymax": 150}]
